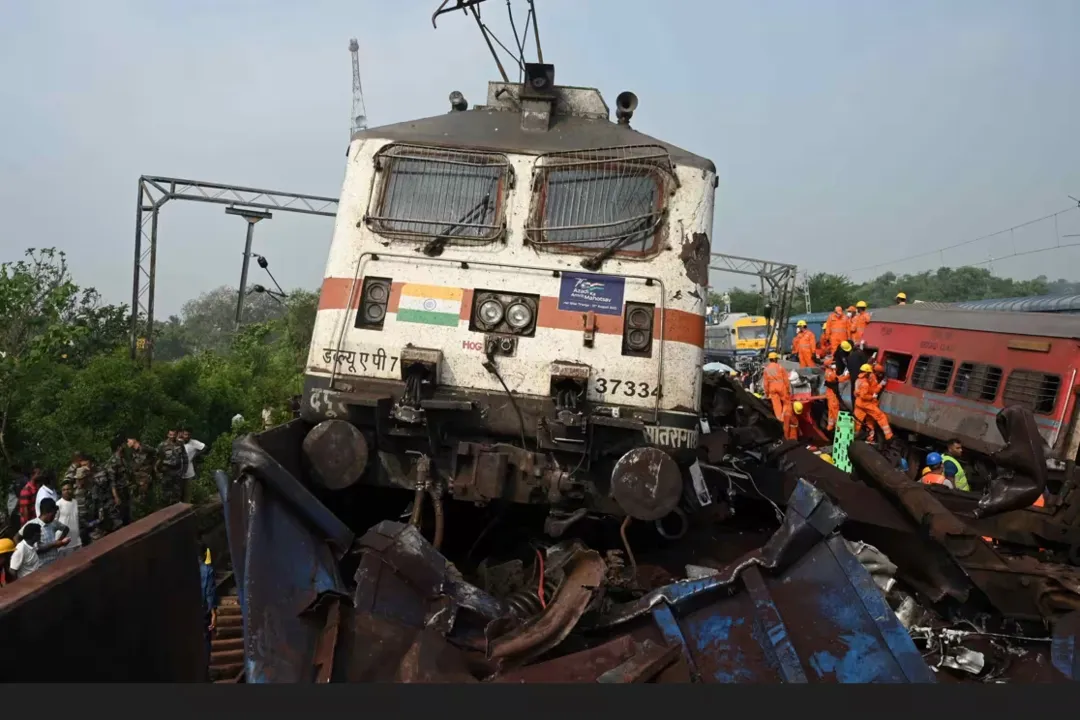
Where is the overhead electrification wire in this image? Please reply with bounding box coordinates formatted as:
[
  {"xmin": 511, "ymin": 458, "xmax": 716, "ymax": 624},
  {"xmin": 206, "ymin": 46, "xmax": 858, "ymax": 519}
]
[{"xmin": 842, "ymin": 205, "xmax": 1080, "ymax": 276}]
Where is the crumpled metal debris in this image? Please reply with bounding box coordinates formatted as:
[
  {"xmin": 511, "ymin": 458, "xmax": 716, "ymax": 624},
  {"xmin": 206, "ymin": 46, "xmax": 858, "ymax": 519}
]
[{"xmin": 844, "ymin": 539, "xmax": 897, "ymax": 594}]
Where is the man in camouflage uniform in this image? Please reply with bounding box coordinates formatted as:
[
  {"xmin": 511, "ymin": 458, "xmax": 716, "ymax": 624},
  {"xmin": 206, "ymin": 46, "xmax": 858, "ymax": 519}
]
[
  {"xmin": 157, "ymin": 428, "xmax": 189, "ymax": 508},
  {"xmin": 73, "ymin": 464, "xmax": 95, "ymax": 546},
  {"xmin": 87, "ymin": 457, "xmax": 123, "ymax": 541},
  {"xmin": 104, "ymin": 437, "xmax": 132, "ymax": 526},
  {"xmin": 64, "ymin": 451, "xmax": 88, "ymax": 488},
  {"xmin": 125, "ymin": 437, "xmax": 156, "ymax": 520}
]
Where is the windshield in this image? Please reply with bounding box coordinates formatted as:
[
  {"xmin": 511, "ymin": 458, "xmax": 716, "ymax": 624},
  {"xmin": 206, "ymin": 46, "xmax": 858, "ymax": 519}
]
[
  {"xmin": 367, "ymin": 145, "xmax": 508, "ymax": 244},
  {"xmin": 737, "ymin": 326, "xmax": 769, "ymax": 341},
  {"xmin": 526, "ymin": 145, "xmax": 673, "ymax": 257}
]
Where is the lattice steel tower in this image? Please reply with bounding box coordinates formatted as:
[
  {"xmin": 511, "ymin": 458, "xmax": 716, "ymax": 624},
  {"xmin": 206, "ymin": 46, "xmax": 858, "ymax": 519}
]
[{"xmin": 349, "ymin": 38, "xmax": 368, "ymax": 136}]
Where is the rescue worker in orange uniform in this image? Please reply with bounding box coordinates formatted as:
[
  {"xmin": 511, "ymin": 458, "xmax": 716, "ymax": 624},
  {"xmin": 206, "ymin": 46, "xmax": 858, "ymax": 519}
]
[
  {"xmin": 854, "ymin": 363, "xmax": 894, "ymax": 443},
  {"xmin": 822, "ymin": 356, "xmax": 848, "ymax": 432},
  {"xmin": 783, "ymin": 400, "xmax": 804, "ymax": 441},
  {"xmin": 921, "ymin": 453, "xmax": 954, "ymax": 488},
  {"xmin": 895, "ymin": 292, "xmax": 907, "ymax": 306},
  {"xmin": 850, "ymin": 301, "xmax": 872, "ymax": 345},
  {"xmin": 762, "ymin": 351, "xmax": 791, "ymax": 420},
  {"xmin": 791, "ymin": 320, "xmax": 817, "ymax": 368},
  {"xmin": 815, "ymin": 322, "xmax": 830, "ymax": 359},
  {"xmin": 824, "ymin": 306, "xmax": 850, "ymax": 354}
]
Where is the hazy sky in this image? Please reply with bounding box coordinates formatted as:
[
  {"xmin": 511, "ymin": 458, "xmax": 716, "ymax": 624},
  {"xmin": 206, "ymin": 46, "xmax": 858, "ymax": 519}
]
[{"xmin": 2, "ymin": 0, "xmax": 1078, "ymax": 315}]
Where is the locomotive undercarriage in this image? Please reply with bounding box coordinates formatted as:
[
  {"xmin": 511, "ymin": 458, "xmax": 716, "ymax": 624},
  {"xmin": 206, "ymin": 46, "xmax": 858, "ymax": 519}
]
[{"xmin": 300, "ymin": 366, "xmax": 699, "ymax": 538}]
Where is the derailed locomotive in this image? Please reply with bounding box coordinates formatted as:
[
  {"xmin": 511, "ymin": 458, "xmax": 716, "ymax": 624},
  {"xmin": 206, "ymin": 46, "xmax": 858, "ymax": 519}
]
[{"xmin": 300, "ymin": 64, "xmax": 717, "ymax": 531}]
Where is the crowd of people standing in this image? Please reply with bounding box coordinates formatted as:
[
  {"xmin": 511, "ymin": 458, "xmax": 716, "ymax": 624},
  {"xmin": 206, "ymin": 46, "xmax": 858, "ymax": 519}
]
[{"xmin": 1, "ymin": 427, "xmax": 206, "ymax": 585}]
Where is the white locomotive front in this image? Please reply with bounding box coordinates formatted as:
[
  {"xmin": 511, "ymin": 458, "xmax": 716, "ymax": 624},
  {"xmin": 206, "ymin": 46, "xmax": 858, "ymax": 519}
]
[{"xmin": 301, "ymin": 64, "xmax": 717, "ymax": 528}]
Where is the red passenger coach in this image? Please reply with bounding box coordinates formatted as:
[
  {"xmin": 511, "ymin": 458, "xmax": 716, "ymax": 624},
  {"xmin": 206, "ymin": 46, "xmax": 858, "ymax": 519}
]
[{"xmin": 861, "ymin": 305, "xmax": 1080, "ymax": 469}]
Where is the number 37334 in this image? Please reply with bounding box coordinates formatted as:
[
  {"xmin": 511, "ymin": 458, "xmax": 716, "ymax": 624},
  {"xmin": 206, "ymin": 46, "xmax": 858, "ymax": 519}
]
[{"xmin": 593, "ymin": 378, "xmax": 660, "ymax": 399}]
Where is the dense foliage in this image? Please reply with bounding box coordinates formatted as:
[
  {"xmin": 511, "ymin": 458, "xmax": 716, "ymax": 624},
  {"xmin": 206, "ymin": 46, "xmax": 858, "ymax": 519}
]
[
  {"xmin": 710, "ymin": 267, "xmax": 1069, "ymax": 316},
  {"xmin": 0, "ymin": 248, "xmax": 317, "ymax": 504}
]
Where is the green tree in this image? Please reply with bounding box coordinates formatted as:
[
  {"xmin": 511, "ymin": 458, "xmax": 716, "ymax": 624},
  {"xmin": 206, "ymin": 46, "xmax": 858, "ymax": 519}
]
[{"xmin": 0, "ymin": 248, "xmax": 127, "ymax": 465}]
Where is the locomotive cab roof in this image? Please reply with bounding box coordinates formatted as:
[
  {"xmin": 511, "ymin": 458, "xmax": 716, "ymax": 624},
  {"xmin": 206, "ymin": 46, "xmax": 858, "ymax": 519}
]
[{"xmin": 351, "ymin": 78, "xmax": 716, "ymax": 173}]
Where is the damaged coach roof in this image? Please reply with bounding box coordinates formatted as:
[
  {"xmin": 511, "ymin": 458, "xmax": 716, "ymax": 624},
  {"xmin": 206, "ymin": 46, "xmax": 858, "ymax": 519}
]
[
  {"xmin": 872, "ymin": 304, "xmax": 1080, "ymax": 341},
  {"xmin": 351, "ymin": 80, "xmax": 716, "ymax": 173}
]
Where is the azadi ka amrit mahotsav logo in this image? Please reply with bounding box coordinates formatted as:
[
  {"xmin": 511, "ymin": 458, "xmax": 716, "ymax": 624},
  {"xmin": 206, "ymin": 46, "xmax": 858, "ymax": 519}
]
[{"xmin": 558, "ymin": 272, "xmax": 625, "ymax": 315}]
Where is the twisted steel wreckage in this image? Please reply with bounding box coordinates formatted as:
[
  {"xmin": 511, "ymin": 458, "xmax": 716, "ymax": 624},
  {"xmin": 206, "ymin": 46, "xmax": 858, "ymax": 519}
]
[{"xmin": 3, "ymin": 0, "xmax": 1080, "ymax": 684}]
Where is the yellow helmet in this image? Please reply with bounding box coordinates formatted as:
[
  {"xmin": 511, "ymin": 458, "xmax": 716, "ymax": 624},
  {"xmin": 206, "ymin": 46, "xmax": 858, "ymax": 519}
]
[
  {"xmin": 767, "ymin": 351, "xmax": 779, "ymax": 360},
  {"xmin": 896, "ymin": 291, "xmax": 907, "ymax": 300},
  {"xmin": 840, "ymin": 341, "xmax": 852, "ymax": 352},
  {"xmin": 856, "ymin": 300, "xmax": 867, "ymax": 309},
  {"xmin": 796, "ymin": 320, "xmax": 807, "ymax": 327},
  {"xmin": 0, "ymin": 538, "xmax": 15, "ymax": 555},
  {"xmin": 819, "ymin": 453, "xmax": 834, "ymax": 465},
  {"xmin": 793, "ymin": 401, "xmax": 804, "ymax": 414},
  {"xmin": 860, "ymin": 363, "xmax": 874, "ymax": 373}
]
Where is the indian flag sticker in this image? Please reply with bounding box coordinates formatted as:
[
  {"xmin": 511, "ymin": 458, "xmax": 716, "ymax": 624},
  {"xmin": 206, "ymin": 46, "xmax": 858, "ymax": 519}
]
[{"xmin": 397, "ymin": 284, "xmax": 462, "ymax": 327}]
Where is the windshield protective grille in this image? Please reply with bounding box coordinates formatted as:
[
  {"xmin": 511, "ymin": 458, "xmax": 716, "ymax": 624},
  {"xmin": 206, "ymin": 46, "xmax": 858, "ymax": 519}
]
[
  {"xmin": 366, "ymin": 144, "xmax": 509, "ymax": 245},
  {"xmin": 526, "ymin": 145, "xmax": 675, "ymax": 257}
]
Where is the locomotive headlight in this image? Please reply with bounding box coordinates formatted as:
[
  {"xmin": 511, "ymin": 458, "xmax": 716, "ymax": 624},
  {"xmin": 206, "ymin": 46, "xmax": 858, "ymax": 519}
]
[
  {"xmin": 622, "ymin": 302, "xmax": 655, "ymax": 356},
  {"xmin": 627, "ymin": 306, "xmax": 652, "ymax": 329},
  {"xmin": 626, "ymin": 328, "xmax": 650, "ymax": 350},
  {"xmin": 478, "ymin": 299, "xmax": 504, "ymax": 326},
  {"xmin": 505, "ymin": 302, "xmax": 533, "ymax": 330}
]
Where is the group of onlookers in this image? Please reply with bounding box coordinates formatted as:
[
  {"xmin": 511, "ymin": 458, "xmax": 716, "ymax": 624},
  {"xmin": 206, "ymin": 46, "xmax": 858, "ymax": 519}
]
[{"xmin": 1, "ymin": 427, "xmax": 206, "ymax": 586}]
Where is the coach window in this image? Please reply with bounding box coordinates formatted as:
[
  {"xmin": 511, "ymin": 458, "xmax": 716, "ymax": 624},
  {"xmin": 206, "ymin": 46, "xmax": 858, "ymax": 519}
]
[
  {"xmin": 1003, "ymin": 370, "xmax": 1061, "ymax": 415},
  {"xmin": 525, "ymin": 145, "xmax": 675, "ymax": 260},
  {"xmin": 366, "ymin": 144, "xmax": 509, "ymax": 246},
  {"xmin": 953, "ymin": 362, "xmax": 1003, "ymax": 403},
  {"xmin": 911, "ymin": 355, "xmax": 954, "ymax": 393},
  {"xmin": 882, "ymin": 352, "xmax": 912, "ymax": 381}
]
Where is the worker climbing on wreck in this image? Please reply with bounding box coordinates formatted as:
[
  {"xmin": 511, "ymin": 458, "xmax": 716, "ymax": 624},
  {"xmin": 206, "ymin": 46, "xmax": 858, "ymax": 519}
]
[
  {"xmin": 823, "ymin": 356, "xmax": 847, "ymax": 432},
  {"xmin": 895, "ymin": 292, "xmax": 907, "ymax": 305},
  {"xmin": 791, "ymin": 320, "xmax": 817, "ymax": 368},
  {"xmin": 854, "ymin": 363, "xmax": 894, "ymax": 444},
  {"xmin": 762, "ymin": 351, "xmax": 791, "ymax": 420},
  {"xmin": 783, "ymin": 400, "xmax": 804, "ymax": 441},
  {"xmin": 850, "ymin": 301, "xmax": 872, "ymax": 346}
]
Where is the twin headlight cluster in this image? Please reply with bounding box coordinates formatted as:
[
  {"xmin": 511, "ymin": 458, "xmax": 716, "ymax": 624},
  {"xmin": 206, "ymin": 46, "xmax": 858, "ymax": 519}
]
[
  {"xmin": 354, "ymin": 278, "xmax": 654, "ymax": 357},
  {"xmin": 471, "ymin": 290, "xmax": 539, "ymax": 335}
]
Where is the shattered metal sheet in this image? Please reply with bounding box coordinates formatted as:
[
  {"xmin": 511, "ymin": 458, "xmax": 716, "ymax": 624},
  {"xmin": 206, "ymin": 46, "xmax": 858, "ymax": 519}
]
[
  {"xmin": 216, "ymin": 447, "xmax": 351, "ymax": 683},
  {"xmin": 347, "ymin": 479, "xmax": 935, "ymax": 683}
]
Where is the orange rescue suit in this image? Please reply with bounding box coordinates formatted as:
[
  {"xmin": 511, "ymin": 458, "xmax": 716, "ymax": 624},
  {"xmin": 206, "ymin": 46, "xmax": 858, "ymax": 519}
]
[
  {"xmin": 854, "ymin": 372, "xmax": 893, "ymax": 442},
  {"xmin": 791, "ymin": 329, "xmax": 817, "ymax": 368},
  {"xmin": 922, "ymin": 472, "xmax": 951, "ymax": 488},
  {"xmin": 824, "ymin": 311, "xmax": 850, "ymax": 352},
  {"xmin": 823, "ymin": 364, "xmax": 847, "ymax": 431},
  {"xmin": 762, "ymin": 361, "xmax": 791, "ymax": 420},
  {"xmin": 850, "ymin": 310, "xmax": 871, "ymax": 344},
  {"xmin": 782, "ymin": 402, "xmax": 800, "ymax": 441}
]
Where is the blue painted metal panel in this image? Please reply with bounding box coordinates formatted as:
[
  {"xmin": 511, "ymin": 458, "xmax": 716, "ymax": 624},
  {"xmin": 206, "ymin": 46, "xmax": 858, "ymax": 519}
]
[
  {"xmin": 586, "ymin": 480, "xmax": 936, "ymax": 683},
  {"xmin": 216, "ymin": 447, "xmax": 351, "ymax": 683}
]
